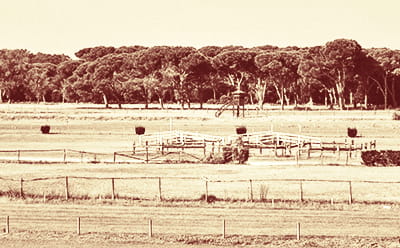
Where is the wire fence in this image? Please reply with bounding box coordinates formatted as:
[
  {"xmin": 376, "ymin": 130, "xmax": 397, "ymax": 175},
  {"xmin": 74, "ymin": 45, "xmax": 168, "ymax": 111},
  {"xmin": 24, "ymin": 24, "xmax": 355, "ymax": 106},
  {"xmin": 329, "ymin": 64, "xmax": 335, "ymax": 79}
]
[{"xmin": 1, "ymin": 176, "xmax": 400, "ymax": 204}]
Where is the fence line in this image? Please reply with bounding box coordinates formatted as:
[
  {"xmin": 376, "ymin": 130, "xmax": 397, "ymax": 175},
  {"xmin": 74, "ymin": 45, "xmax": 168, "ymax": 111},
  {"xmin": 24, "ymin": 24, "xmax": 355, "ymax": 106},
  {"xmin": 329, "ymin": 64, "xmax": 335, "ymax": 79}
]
[
  {"xmin": 3, "ymin": 214, "xmax": 400, "ymax": 239},
  {"xmin": 1, "ymin": 176, "xmax": 400, "ymax": 204}
]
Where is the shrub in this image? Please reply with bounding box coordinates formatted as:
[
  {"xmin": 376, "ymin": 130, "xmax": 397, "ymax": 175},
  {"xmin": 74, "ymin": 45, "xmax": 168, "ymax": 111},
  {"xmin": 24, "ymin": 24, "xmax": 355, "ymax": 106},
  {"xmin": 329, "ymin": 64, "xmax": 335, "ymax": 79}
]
[
  {"xmin": 236, "ymin": 126, "xmax": 247, "ymax": 135},
  {"xmin": 40, "ymin": 125, "xmax": 50, "ymax": 134},
  {"xmin": 393, "ymin": 112, "xmax": 400, "ymax": 120},
  {"xmin": 222, "ymin": 146, "xmax": 233, "ymax": 163},
  {"xmin": 135, "ymin": 126, "xmax": 145, "ymax": 135},
  {"xmin": 237, "ymin": 148, "xmax": 249, "ymax": 164},
  {"xmin": 361, "ymin": 150, "xmax": 400, "ymax": 166},
  {"xmin": 347, "ymin": 127, "xmax": 357, "ymax": 138},
  {"xmin": 199, "ymin": 194, "xmax": 218, "ymax": 203},
  {"xmin": 202, "ymin": 153, "xmax": 226, "ymax": 164}
]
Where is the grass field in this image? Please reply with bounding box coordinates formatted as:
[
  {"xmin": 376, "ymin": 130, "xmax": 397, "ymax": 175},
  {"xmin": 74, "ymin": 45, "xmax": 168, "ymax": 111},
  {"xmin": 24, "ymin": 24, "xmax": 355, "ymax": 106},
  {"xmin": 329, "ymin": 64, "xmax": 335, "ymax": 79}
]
[{"xmin": 1, "ymin": 103, "xmax": 400, "ymax": 246}]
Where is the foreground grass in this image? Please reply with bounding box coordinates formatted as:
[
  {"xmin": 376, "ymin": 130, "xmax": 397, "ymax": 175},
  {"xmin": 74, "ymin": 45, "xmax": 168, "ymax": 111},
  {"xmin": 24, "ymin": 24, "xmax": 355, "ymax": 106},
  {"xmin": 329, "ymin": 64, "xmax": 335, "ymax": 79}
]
[{"xmin": 2, "ymin": 230, "xmax": 400, "ymax": 248}]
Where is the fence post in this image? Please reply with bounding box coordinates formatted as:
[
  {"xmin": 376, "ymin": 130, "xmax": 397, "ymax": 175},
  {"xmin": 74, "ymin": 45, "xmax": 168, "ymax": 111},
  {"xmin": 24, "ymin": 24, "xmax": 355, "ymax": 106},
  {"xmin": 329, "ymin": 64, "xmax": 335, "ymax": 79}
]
[
  {"xmin": 145, "ymin": 141, "xmax": 149, "ymax": 163},
  {"xmin": 295, "ymin": 152, "xmax": 299, "ymax": 167},
  {"xmin": 20, "ymin": 178, "xmax": 24, "ymax": 198},
  {"xmin": 17, "ymin": 150, "xmax": 21, "ymax": 163},
  {"xmin": 205, "ymin": 180, "xmax": 208, "ymax": 203},
  {"xmin": 65, "ymin": 176, "xmax": 69, "ymax": 200},
  {"xmin": 299, "ymin": 181, "xmax": 304, "ymax": 202},
  {"xmin": 296, "ymin": 222, "xmax": 301, "ymax": 240},
  {"xmin": 320, "ymin": 150, "xmax": 324, "ymax": 165},
  {"xmin": 5, "ymin": 216, "xmax": 9, "ymax": 234},
  {"xmin": 222, "ymin": 219, "xmax": 226, "ymax": 239},
  {"xmin": 76, "ymin": 217, "xmax": 80, "ymax": 235},
  {"xmin": 348, "ymin": 181, "xmax": 353, "ymax": 204},
  {"xmin": 113, "ymin": 152, "xmax": 116, "ymax": 163},
  {"xmin": 111, "ymin": 178, "xmax": 115, "ymax": 200},
  {"xmin": 148, "ymin": 219, "xmax": 153, "ymax": 238},
  {"xmin": 63, "ymin": 149, "xmax": 66, "ymax": 162},
  {"xmin": 158, "ymin": 177, "xmax": 162, "ymax": 201},
  {"xmin": 249, "ymin": 179, "xmax": 253, "ymax": 202}
]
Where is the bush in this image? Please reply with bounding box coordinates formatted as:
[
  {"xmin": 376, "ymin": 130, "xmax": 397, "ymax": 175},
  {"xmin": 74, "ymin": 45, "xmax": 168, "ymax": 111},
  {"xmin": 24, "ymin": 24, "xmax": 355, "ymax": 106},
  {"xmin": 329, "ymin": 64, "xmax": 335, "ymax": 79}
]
[
  {"xmin": 40, "ymin": 125, "xmax": 50, "ymax": 134},
  {"xmin": 393, "ymin": 112, "xmax": 400, "ymax": 120},
  {"xmin": 236, "ymin": 126, "xmax": 247, "ymax": 135},
  {"xmin": 135, "ymin": 126, "xmax": 145, "ymax": 135},
  {"xmin": 222, "ymin": 146, "xmax": 233, "ymax": 163},
  {"xmin": 347, "ymin": 127, "xmax": 357, "ymax": 138},
  {"xmin": 361, "ymin": 150, "xmax": 400, "ymax": 166}
]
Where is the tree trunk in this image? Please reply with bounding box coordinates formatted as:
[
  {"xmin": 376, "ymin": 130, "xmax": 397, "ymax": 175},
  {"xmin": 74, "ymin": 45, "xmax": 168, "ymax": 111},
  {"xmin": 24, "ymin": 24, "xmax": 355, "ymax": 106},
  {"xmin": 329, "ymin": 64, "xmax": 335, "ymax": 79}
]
[
  {"xmin": 158, "ymin": 97, "xmax": 164, "ymax": 109},
  {"xmin": 390, "ymin": 78, "xmax": 398, "ymax": 108},
  {"xmin": 102, "ymin": 93, "xmax": 109, "ymax": 108},
  {"xmin": 384, "ymin": 75, "xmax": 388, "ymax": 109}
]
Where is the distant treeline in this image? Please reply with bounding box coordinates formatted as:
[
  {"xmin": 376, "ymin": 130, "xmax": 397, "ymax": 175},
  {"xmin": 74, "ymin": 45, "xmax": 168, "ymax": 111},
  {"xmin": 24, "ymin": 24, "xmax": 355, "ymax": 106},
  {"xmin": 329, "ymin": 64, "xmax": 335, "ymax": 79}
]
[{"xmin": 0, "ymin": 39, "xmax": 399, "ymax": 109}]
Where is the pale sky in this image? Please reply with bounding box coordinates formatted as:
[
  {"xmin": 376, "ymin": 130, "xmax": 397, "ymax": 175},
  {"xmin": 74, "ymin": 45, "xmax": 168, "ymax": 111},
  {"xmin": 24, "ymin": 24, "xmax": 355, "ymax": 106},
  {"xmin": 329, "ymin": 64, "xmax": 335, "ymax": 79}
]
[{"xmin": 1, "ymin": 0, "xmax": 399, "ymax": 57}]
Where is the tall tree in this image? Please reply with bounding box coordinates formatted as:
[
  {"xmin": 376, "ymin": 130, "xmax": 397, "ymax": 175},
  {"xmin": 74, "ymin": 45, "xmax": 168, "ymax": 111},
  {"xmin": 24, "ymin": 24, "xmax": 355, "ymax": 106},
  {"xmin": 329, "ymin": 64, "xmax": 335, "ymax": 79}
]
[
  {"xmin": 367, "ymin": 48, "xmax": 400, "ymax": 108},
  {"xmin": 255, "ymin": 51, "xmax": 300, "ymax": 110},
  {"xmin": 298, "ymin": 39, "xmax": 362, "ymax": 109}
]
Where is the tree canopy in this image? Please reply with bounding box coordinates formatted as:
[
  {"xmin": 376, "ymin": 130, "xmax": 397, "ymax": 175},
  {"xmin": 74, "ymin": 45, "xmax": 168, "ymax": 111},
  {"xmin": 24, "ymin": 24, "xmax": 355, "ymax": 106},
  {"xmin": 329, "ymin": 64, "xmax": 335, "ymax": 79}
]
[{"xmin": 0, "ymin": 40, "xmax": 400, "ymax": 109}]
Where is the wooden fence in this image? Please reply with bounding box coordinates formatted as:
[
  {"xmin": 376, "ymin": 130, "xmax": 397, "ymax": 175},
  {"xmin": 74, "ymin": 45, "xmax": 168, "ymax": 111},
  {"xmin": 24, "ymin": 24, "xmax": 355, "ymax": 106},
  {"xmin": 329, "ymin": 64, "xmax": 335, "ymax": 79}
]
[{"xmin": 1, "ymin": 176, "xmax": 400, "ymax": 204}]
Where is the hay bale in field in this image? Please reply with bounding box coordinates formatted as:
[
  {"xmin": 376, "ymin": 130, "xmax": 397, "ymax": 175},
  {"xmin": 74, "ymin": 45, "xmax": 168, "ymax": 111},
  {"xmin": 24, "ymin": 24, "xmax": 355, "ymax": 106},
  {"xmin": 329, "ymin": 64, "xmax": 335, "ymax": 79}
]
[
  {"xmin": 40, "ymin": 125, "xmax": 50, "ymax": 134},
  {"xmin": 347, "ymin": 127, "xmax": 357, "ymax": 138},
  {"xmin": 135, "ymin": 126, "xmax": 145, "ymax": 135},
  {"xmin": 236, "ymin": 126, "xmax": 247, "ymax": 135}
]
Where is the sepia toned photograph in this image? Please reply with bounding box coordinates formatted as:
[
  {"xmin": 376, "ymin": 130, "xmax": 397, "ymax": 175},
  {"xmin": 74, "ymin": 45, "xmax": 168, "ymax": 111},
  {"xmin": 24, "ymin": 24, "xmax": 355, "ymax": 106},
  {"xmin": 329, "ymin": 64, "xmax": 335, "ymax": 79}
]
[{"xmin": 1, "ymin": 0, "xmax": 400, "ymax": 247}]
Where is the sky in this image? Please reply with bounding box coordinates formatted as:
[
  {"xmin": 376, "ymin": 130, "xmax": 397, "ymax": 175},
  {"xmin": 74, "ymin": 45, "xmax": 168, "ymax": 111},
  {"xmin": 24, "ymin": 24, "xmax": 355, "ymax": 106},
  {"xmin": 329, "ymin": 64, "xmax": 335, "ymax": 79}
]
[{"xmin": 1, "ymin": 0, "xmax": 399, "ymax": 58}]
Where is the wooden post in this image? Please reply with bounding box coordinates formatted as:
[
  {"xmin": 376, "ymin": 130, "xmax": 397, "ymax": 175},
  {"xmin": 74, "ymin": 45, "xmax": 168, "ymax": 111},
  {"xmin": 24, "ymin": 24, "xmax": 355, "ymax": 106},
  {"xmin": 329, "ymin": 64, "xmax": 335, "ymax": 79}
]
[
  {"xmin": 20, "ymin": 178, "xmax": 24, "ymax": 198},
  {"xmin": 158, "ymin": 177, "xmax": 162, "ymax": 201},
  {"xmin": 271, "ymin": 198, "xmax": 275, "ymax": 208},
  {"xmin": 299, "ymin": 181, "xmax": 304, "ymax": 202},
  {"xmin": 330, "ymin": 197, "xmax": 334, "ymax": 205},
  {"xmin": 5, "ymin": 216, "xmax": 9, "ymax": 234},
  {"xmin": 307, "ymin": 145, "xmax": 311, "ymax": 159},
  {"xmin": 148, "ymin": 219, "xmax": 153, "ymax": 238},
  {"xmin": 43, "ymin": 192, "xmax": 46, "ymax": 203},
  {"xmin": 113, "ymin": 152, "xmax": 116, "ymax": 163},
  {"xmin": 222, "ymin": 219, "xmax": 226, "ymax": 239},
  {"xmin": 145, "ymin": 141, "xmax": 149, "ymax": 163},
  {"xmin": 348, "ymin": 181, "xmax": 353, "ymax": 204},
  {"xmin": 205, "ymin": 180, "xmax": 208, "ymax": 203},
  {"xmin": 111, "ymin": 178, "xmax": 115, "ymax": 200},
  {"xmin": 17, "ymin": 150, "xmax": 20, "ymax": 163},
  {"xmin": 65, "ymin": 176, "xmax": 69, "ymax": 200},
  {"xmin": 346, "ymin": 149, "xmax": 349, "ymax": 166},
  {"xmin": 296, "ymin": 222, "xmax": 301, "ymax": 240},
  {"xmin": 76, "ymin": 217, "xmax": 80, "ymax": 235},
  {"xmin": 80, "ymin": 152, "xmax": 83, "ymax": 163},
  {"xmin": 337, "ymin": 146, "xmax": 340, "ymax": 159},
  {"xmin": 249, "ymin": 179, "xmax": 253, "ymax": 202},
  {"xmin": 320, "ymin": 150, "xmax": 324, "ymax": 165},
  {"xmin": 63, "ymin": 149, "xmax": 66, "ymax": 162},
  {"xmin": 295, "ymin": 152, "xmax": 299, "ymax": 167}
]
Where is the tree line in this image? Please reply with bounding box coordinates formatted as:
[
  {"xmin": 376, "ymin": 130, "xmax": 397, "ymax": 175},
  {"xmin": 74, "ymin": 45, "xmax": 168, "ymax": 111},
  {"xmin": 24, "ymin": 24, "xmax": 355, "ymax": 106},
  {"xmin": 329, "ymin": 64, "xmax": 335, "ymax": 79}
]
[{"xmin": 0, "ymin": 39, "xmax": 399, "ymax": 110}]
